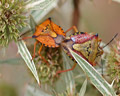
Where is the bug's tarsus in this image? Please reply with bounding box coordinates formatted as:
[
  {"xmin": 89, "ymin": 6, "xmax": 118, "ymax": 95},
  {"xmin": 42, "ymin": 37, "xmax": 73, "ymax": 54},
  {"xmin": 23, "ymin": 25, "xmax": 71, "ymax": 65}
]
[{"xmin": 103, "ymin": 33, "xmax": 118, "ymax": 48}]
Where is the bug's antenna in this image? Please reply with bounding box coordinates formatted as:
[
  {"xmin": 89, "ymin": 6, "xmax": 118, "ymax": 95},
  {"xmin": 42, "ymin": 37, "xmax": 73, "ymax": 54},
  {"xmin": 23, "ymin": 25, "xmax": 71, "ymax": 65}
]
[{"xmin": 103, "ymin": 33, "xmax": 118, "ymax": 48}]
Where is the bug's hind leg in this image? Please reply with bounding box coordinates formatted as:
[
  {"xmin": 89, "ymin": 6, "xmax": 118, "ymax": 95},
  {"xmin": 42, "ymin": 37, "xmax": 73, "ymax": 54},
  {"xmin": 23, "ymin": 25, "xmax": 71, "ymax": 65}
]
[
  {"xmin": 55, "ymin": 63, "xmax": 77, "ymax": 76},
  {"xmin": 38, "ymin": 44, "xmax": 49, "ymax": 66},
  {"xmin": 65, "ymin": 26, "xmax": 78, "ymax": 34}
]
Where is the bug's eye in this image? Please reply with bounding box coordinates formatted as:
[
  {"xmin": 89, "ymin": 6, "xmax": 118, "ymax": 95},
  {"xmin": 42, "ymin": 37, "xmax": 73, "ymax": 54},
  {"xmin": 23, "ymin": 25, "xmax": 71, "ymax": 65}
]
[{"xmin": 42, "ymin": 30, "xmax": 44, "ymax": 32}]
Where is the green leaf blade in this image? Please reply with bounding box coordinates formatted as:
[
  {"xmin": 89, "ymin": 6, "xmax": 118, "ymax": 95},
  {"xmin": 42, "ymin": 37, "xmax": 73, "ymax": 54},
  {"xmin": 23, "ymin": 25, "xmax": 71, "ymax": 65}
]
[
  {"xmin": 70, "ymin": 49, "xmax": 116, "ymax": 96},
  {"xmin": 62, "ymin": 51, "xmax": 75, "ymax": 93},
  {"xmin": 79, "ymin": 79, "xmax": 87, "ymax": 96},
  {"xmin": 17, "ymin": 40, "xmax": 40, "ymax": 85}
]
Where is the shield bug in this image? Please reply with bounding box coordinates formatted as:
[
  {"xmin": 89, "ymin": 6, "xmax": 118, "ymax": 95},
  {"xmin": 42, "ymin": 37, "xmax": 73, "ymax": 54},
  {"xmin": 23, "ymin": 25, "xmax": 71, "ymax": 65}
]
[
  {"xmin": 21, "ymin": 18, "xmax": 67, "ymax": 64},
  {"xmin": 62, "ymin": 32, "xmax": 103, "ymax": 66},
  {"xmin": 58, "ymin": 32, "xmax": 118, "ymax": 74}
]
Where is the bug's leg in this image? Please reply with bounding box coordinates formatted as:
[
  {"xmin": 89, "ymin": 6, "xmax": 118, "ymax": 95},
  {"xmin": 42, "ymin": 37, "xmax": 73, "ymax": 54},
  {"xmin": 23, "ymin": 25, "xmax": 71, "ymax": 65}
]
[
  {"xmin": 32, "ymin": 41, "xmax": 39, "ymax": 60},
  {"xmin": 21, "ymin": 36, "xmax": 32, "ymax": 40},
  {"xmin": 65, "ymin": 26, "xmax": 78, "ymax": 34},
  {"xmin": 38, "ymin": 44, "xmax": 49, "ymax": 66},
  {"xmin": 21, "ymin": 34, "xmax": 39, "ymax": 40},
  {"xmin": 55, "ymin": 63, "xmax": 77, "ymax": 76}
]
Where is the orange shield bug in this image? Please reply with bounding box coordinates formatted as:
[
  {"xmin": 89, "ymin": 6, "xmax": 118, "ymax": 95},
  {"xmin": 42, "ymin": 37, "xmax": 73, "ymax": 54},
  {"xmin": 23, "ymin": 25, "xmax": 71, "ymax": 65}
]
[
  {"xmin": 21, "ymin": 18, "xmax": 66, "ymax": 65},
  {"xmin": 32, "ymin": 18, "xmax": 66, "ymax": 48}
]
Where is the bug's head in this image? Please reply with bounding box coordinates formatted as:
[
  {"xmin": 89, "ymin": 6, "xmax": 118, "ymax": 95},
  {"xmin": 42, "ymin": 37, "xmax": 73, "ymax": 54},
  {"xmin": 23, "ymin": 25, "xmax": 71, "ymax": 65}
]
[
  {"xmin": 96, "ymin": 46, "xmax": 104, "ymax": 57},
  {"xmin": 96, "ymin": 33, "xmax": 118, "ymax": 57},
  {"xmin": 95, "ymin": 34, "xmax": 104, "ymax": 57}
]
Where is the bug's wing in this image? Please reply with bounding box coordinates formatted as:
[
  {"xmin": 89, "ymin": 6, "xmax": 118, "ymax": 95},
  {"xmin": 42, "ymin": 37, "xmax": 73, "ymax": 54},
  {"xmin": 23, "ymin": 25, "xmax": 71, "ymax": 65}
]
[
  {"xmin": 70, "ymin": 33, "xmax": 94, "ymax": 43},
  {"xmin": 73, "ymin": 41, "xmax": 91, "ymax": 60},
  {"xmin": 33, "ymin": 19, "xmax": 51, "ymax": 36},
  {"xmin": 88, "ymin": 36, "xmax": 99, "ymax": 63},
  {"xmin": 36, "ymin": 35, "xmax": 58, "ymax": 47},
  {"xmin": 51, "ymin": 21, "xmax": 65, "ymax": 36}
]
